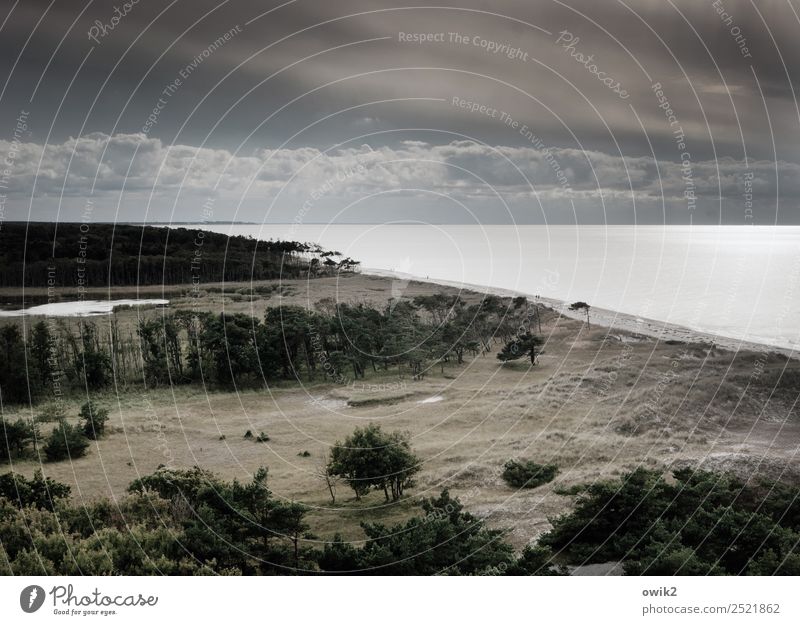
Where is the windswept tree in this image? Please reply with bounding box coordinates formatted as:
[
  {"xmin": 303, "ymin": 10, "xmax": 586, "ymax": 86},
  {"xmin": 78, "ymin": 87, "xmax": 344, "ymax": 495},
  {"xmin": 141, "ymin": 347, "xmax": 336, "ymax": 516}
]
[
  {"xmin": 569, "ymin": 301, "xmax": 591, "ymax": 328},
  {"xmin": 327, "ymin": 423, "xmax": 420, "ymax": 501},
  {"xmin": 497, "ymin": 332, "xmax": 543, "ymax": 365}
]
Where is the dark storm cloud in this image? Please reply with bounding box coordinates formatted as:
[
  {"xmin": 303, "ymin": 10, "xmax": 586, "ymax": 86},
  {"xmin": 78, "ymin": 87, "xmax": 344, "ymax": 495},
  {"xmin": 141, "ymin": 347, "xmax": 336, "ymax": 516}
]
[{"xmin": 1, "ymin": 0, "xmax": 799, "ymax": 224}]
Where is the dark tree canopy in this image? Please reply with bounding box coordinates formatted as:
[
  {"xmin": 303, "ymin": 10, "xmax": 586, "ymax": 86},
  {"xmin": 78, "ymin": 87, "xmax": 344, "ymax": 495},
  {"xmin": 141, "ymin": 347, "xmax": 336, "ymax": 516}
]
[
  {"xmin": 569, "ymin": 301, "xmax": 591, "ymax": 327},
  {"xmin": 497, "ymin": 332, "xmax": 543, "ymax": 365},
  {"xmin": 327, "ymin": 423, "xmax": 420, "ymax": 501},
  {"xmin": 541, "ymin": 468, "xmax": 800, "ymax": 575},
  {"xmin": 0, "ymin": 222, "xmax": 348, "ymax": 288}
]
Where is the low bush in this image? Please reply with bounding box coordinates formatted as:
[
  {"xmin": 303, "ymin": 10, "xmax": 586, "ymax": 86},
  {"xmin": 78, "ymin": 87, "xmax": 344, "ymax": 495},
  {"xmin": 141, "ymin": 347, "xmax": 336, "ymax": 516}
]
[
  {"xmin": 0, "ymin": 418, "xmax": 36, "ymax": 461},
  {"xmin": 502, "ymin": 459, "xmax": 558, "ymax": 489},
  {"xmin": 44, "ymin": 421, "xmax": 89, "ymax": 462},
  {"xmin": 79, "ymin": 401, "xmax": 109, "ymax": 440}
]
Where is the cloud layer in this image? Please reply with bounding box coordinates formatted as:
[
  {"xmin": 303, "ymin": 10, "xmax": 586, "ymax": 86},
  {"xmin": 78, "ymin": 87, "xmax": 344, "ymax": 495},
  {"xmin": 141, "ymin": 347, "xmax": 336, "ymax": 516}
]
[{"xmin": 1, "ymin": 131, "xmax": 791, "ymax": 224}]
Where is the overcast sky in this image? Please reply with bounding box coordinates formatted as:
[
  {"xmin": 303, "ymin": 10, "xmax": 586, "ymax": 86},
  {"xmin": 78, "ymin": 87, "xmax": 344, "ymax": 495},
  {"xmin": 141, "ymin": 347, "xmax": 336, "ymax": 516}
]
[{"xmin": 1, "ymin": 0, "xmax": 799, "ymax": 224}]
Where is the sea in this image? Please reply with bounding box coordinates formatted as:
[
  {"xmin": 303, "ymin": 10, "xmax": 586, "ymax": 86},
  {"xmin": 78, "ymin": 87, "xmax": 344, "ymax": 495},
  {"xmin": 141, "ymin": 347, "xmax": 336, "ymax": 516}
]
[{"xmin": 185, "ymin": 224, "xmax": 800, "ymax": 351}]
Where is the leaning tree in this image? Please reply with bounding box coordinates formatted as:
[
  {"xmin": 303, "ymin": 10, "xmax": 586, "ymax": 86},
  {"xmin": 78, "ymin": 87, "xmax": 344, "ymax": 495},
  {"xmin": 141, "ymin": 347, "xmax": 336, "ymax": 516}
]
[
  {"xmin": 569, "ymin": 301, "xmax": 591, "ymax": 328},
  {"xmin": 497, "ymin": 332, "xmax": 544, "ymax": 365}
]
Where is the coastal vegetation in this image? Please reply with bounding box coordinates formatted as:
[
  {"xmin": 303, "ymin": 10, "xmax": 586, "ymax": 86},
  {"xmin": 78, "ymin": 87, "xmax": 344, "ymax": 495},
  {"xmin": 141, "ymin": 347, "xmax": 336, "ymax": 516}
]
[
  {"xmin": 569, "ymin": 301, "xmax": 591, "ymax": 328},
  {"xmin": 0, "ymin": 462, "xmax": 563, "ymax": 575},
  {"xmin": 541, "ymin": 467, "xmax": 800, "ymax": 575},
  {"xmin": 1, "ymin": 462, "xmax": 797, "ymax": 575},
  {"xmin": 327, "ymin": 423, "xmax": 419, "ymax": 501},
  {"xmin": 0, "ymin": 292, "xmax": 540, "ymax": 405},
  {"xmin": 501, "ymin": 459, "xmax": 559, "ymax": 489},
  {"xmin": 0, "ymin": 222, "xmax": 358, "ymax": 288}
]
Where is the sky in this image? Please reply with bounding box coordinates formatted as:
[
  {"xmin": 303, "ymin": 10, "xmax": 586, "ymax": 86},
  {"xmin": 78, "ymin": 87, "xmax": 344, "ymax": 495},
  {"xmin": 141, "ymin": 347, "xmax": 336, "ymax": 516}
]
[{"xmin": 1, "ymin": 0, "xmax": 799, "ymax": 225}]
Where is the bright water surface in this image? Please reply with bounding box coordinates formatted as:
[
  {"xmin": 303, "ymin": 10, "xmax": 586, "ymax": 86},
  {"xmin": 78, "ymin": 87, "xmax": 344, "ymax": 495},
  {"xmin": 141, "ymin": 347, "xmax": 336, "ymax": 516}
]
[{"xmin": 190, "ymin": 225, "xmax": 800, "ymax": 350}]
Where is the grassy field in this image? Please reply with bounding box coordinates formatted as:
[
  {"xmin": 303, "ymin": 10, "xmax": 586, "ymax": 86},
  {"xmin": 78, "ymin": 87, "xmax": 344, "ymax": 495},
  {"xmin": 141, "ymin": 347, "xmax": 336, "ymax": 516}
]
[{"xmin": 2, "ymin": 273, "xmax": 799, "ymax": 548}]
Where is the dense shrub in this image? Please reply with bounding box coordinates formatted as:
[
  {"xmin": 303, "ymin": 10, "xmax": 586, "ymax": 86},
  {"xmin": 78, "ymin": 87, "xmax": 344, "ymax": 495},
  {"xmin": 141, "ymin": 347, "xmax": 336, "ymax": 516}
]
[
  {"xmin": 0, "ymin": 470, "xmax": 70, "ymax": 510},
  {"xmin": 79, "ymin": 401, "xmax": 109, "ymax": 440},
  {"xmin": 43, "ymin": 421, "xmax": 89, "ymax": 462},
  {"xmin": 0, "ymin": 418, "xmax": 36, "ymax": 460},
  {"xmin": 502, "ymin": 459, "xmax": 558, "ymax": 489},
  {"xmin": 541, "ymin": 467, "xmax": 800, "ymax": 575}
]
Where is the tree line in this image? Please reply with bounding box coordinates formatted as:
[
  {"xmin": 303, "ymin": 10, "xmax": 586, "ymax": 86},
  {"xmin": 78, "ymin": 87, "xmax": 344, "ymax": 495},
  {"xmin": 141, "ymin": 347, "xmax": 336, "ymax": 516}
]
[
  {"xmin": 0, "ymin": 222, "xmax": 359, "ymax": 288},
  {"xmin": 1, "ymin": 293, "xmax": 545, "ymax": 405}
]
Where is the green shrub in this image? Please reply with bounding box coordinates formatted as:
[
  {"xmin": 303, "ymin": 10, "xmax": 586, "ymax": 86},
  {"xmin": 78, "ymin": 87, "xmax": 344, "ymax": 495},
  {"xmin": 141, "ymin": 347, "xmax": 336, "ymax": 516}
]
[
  {"xmin": 0, "ymin": 418, "xmax": 36, "ymax": 460},
  {"xmin": 502, "ymin": 459, "xmax": 558, "ymax": 489},
  {"xmin": 79, "ymin": 401, "xmax": 109, "ymax": 440},
  {"xmin": 0, "ymin": 469, "xmax": 70, "ymax": 510},
  {"xmin": 256, "ymin": 432, "xmax": 270, "ymax": 443},
  {"xmin": 44, "ymin": 421, "xmax": 89, "ymax": 462},
  {"xmin": 540, "ymin": 467, "xmax": 800, "ymax": 575}
]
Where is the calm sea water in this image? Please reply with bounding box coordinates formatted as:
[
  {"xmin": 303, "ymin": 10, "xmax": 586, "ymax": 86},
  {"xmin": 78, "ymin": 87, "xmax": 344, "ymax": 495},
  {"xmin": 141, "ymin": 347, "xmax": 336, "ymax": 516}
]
[{"xmin": 189, "ymin": 224, "xmax": 800, "ymax": 350}]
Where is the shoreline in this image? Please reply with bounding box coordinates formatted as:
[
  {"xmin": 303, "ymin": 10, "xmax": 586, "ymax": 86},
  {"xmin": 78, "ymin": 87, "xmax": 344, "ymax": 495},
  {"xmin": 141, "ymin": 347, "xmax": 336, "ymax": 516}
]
[
  {"xmin": 363, "ymin": 267, "xmax": 798, "ymax": 359},
  {"xmin": 0, "ymin": 267, "xmax": 795, "ymax": 358}
]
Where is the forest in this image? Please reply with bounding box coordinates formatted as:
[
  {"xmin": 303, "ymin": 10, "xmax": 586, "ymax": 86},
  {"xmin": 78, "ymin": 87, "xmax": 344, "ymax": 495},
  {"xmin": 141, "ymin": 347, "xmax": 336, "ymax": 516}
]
[
  {"xmin": 0, "ymin": 293, "xmax": 542, "ymax": 405},
  {"xmin": 0, "ymin": 222, "xmax": 358, "ymax": 288}
]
